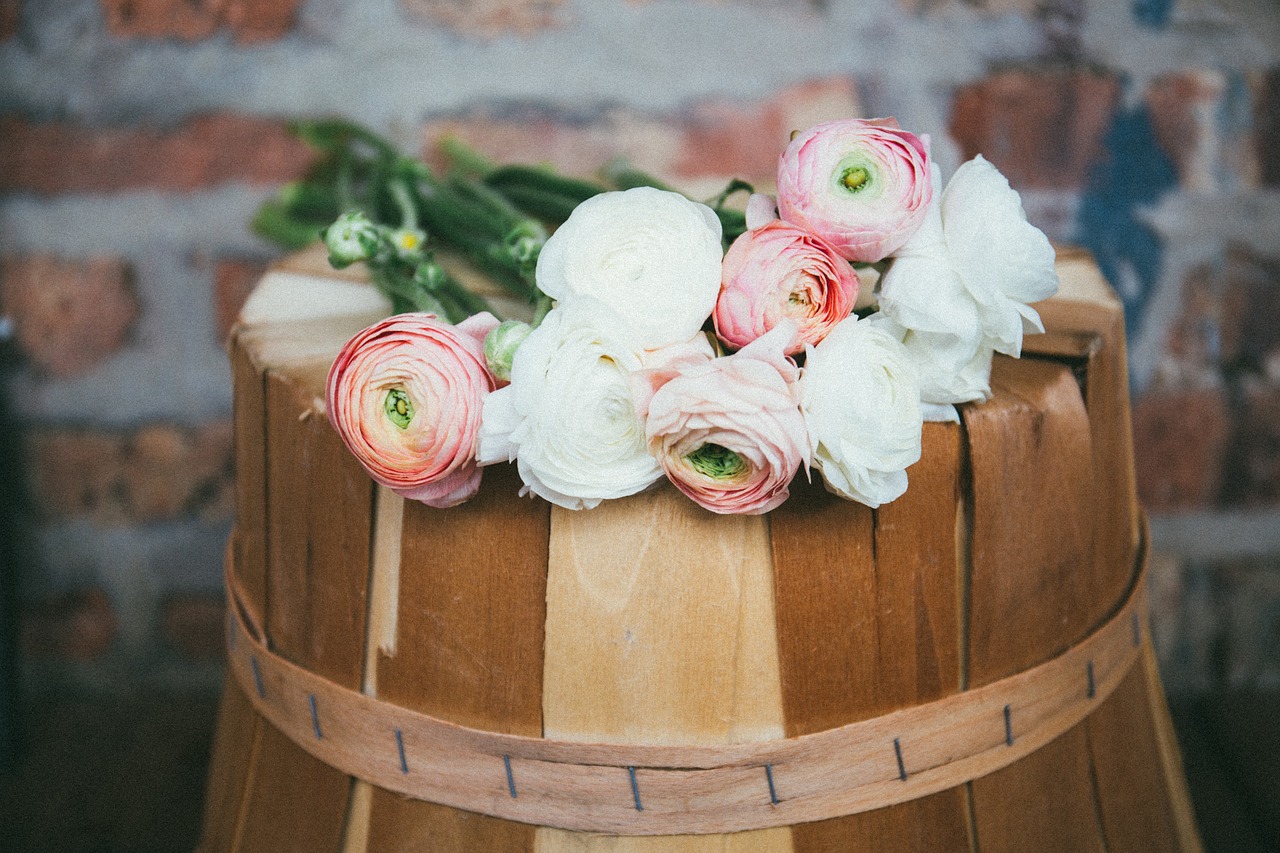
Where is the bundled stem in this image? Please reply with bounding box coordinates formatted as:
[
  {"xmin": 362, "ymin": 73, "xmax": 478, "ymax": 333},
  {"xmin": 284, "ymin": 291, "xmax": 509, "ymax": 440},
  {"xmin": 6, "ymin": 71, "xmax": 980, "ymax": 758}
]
[{"xmin": 254, "ymin": 119, "xmax": 758, "ymax": 325}]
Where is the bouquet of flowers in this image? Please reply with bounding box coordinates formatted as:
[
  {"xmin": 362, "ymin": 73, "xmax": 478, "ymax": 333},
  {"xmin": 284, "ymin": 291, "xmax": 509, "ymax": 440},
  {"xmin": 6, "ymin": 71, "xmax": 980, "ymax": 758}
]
[{"xmin": 257, "ymin": 117, "xmax": 1057, "ymax": 515}]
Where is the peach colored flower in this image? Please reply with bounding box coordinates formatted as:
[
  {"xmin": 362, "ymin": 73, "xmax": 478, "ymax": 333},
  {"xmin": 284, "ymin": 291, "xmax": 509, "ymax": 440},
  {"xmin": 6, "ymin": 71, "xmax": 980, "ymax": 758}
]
[
  {"xmin": 639, "ymin": 323, "xmax": 807, "ymax": 515},
  {"xmin": 326, "ymin": 312, "xmax": 498, "ymax": 508},
  {"xmin": 713, "ymin": 220, "xmax": 859, "ymax": 355},
  {"xmin": 777, "ymin": 118, "xmax": 932, "ymax": 263}
]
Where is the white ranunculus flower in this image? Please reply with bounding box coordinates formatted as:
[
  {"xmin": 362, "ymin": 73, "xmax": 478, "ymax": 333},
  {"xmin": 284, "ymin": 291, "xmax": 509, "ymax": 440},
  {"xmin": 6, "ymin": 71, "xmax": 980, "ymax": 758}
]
[
  {"xmin": 943, "ymin": 155, "xmax": 1058, "ymax": 355},
  {"xmin": 799, "ymin": 316, "xmax": 923, "ymax": 508},
  {"xmin": 477, "ymin": 298, "xmax": 662, "ymax": 510},
  {"xmin": 535, "ymin": 187, "xmax": 724, "ymax": 349},
  {"xmin": 869, "ymin": 313, "xmax": 992, "ymax": 415},
  {"xmin": 878, "ymin": 156, "xmax": 1057, "ymax": 404}
]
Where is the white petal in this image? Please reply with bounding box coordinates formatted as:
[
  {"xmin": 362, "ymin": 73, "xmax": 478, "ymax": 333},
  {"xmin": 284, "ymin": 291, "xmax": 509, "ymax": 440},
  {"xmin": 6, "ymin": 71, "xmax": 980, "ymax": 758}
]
[
  {"xmin": 941, "ymin": 156, "xmax": 1058, "ymax": 345},
  {"xmin": 901, "ymin": 334, "xmax": 993, "ymax": 405},
  {"xmin": 922, "ymin": 403, "xmax": 960, "ymax": 423},
  {"xmin": 745, "ymin": 193, "xmax": 780, "ymax": 230},
  {"xmin": 477, "ymin": 387, "xmax": 519, "ymax": 464},
  {"xmin": 879, "ymin": 252, "xmax": 981, "ymax": 339},
  {"xmin": 534, "ymin": 187, "xmax": 723, "ymax": 349}
]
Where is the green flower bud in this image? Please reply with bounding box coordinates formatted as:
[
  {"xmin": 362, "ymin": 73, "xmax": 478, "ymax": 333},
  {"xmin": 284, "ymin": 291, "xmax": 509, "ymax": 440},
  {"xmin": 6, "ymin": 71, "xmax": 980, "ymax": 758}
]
[
  {"xmin": 483, "ymin": 320, "xmax": 533, "ymax": 382},
  {"xmin": 323, "ymin": 211, "xmax": 381, "ymax": 268},
  {"xmin": 413, "ymin": 260, "xmax": 448, "ymax": 292},
  {"xmin": 390, "ymin": 227, "xmax": 428, "ymax": 263},
  {"xmin": 504, "ymin": 220, "xmax": 547, "ymax": 276}
]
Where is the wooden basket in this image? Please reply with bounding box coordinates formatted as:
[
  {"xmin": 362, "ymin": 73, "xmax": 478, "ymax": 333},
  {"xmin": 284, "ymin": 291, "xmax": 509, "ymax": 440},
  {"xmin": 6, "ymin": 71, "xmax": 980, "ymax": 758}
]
[{"xmin": 198, "ymin": 247, "xmax": 1201, "ymax": 852}]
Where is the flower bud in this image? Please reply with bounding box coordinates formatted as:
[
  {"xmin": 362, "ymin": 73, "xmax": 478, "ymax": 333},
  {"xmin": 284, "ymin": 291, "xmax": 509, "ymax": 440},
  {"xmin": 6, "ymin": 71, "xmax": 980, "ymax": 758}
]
[
  {"xmin": 390, "ymin": 227, "xmax": 428, "ymax": 263},
  {"xmin": 323, "ymin": 211, "xmax": 381, "ymax": 268},
  {"xmin": 483, "ymin": 319, "xmax": 533, "ymax": 382},
  {"xmin": 413, "ymin": 259, "xmax": 449, "ymax": 293},
  {"xmin": 505, "ymin": 220, "xmax": 547, "ymax": 277}
]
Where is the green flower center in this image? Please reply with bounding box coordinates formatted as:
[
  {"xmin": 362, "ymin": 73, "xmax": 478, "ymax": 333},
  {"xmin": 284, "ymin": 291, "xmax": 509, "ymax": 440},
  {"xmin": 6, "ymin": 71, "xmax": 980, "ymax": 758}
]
[
  {"xmin": 840, "ymin": 165, "xmax": 870, "ymax": 193},
  {"xmin": 384, "ymin": 388, "xmax": 415, "ymax": 430},
  {"xmin": 685, "ymin": 443, "xmax": 748, "ymax": 481}
]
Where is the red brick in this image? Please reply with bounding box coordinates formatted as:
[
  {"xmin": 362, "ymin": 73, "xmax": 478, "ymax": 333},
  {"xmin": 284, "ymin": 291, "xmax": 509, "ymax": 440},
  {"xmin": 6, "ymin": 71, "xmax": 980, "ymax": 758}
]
[
  {"xmin": 949, "ymin": 66, "xmax": 1121, "ymax": 190},
  {"xmin": 1258, "ymin": 67, "xmax": 1280, "ymax": 187},
  {"xmin": 220, "ymin": 0, "xmax": 302, "ymax": 42},
  {"xmin": 21, "ymin": 588, "xmax": 118, "ymax": 662},
  {"xmin": 0, "ymin": 0, "xmax": 20, "ymax": 39},
  {"xmin": 1147, "ymin": 70, "xmax": 1238, "ymax": 192},
  {"xmin": 399, "ymin": 0, "xmax": 564, "ymax": 37},
  {"xmin": 426, "ymin": 109, "xmax": 674, "ymax": 183},
  {"xmin": 900, "ymin": 0, "xmax": 1042, "ymax": 12},
  {"xmin": 425, "ymin": 77, "xmax": 862, "ymax": 191},
  {"xmin": 1132, "ymin": 387, "xmax": 1232, "ymax": 511},
  {"xmin": 672, "ymin": 77, "xmax": 863, "ymax": 185},
  {"xmin": 1221, "ymin": 385, "xmax": 1280, "ymax": 507},
  {"xmin": 160, "ymin": 593, "xmax": 226, "ymax": 660},
  {"xmin": 26, "ymin": 420, "xmax": 235, "ymax": 525},
  {"xmin": 212, "ymin": 257, "xmax": 267, "ymax": 343},
  {"xmin": 0, "ymin": 255, "xmax": 138, "ymax": 377},
  {"xmin": 100, "ymin": 0, "xmax": 300, "ymax": 43},
  {"xmin": 0, "ymin": 112, "xmax": 312, "ymax": 195},
  {"xmin": 1221, "ymin": 244, "xmax": 1280, "ymax": 371},
  {"xmin": 1159, "ymin": 262, "xmax": 1227, "ymax": 387}
]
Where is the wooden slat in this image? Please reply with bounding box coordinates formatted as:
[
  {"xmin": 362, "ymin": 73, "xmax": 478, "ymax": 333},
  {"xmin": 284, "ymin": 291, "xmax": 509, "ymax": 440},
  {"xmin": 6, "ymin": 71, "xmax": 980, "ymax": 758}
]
[
  {"xmin": 771, "ymin": 477, "xmax": 876, "ymax": 737},
  {"xmin": 1033, "ymin": 259, "xmax": 1140, "ymax": 623},
  {"xmin": 1035, "ymin": 259, "xmax": 1198, "ymax": 849},
  {"xmin": 972, "ymin": 727, "xmax": 1102, "ymax": 849},
  {"xmin": 234, "ymin": 359, "xmax": 375, "ymax": 853},
  {"xmin": 536, "ymin": 484, "xmax": 790, "ymax": 852},
  {"xmin": 230, "ymin": 334, "xmax": 268, "ymax": 634},
  {"xmin": 235, "ymin": 724, "xmax": 353, "ymax": 852},
  {"xmin": 1085, "ymin": 664, "xmax": 1186, "ymax": 851},
  {"xmin": 774, "ymin": 423, "xmax": 972, "ymax": 851},
  {"xmin": 962, "ymin": 356, "xmax": 1106, "ymax": 852},
  {"xmin": 364, "ymin": 462, "xmax": 550, "ymax": 852},
  {"xmin": 1141, "ymin": 645, "xmax": 1206, "ymax": 852},
  {"xmin": 203, "ymin": 332, "xmax": 272, "ymax": 853},
  {"xmin": 262, "ymin": 363, "xmax": 373, "ymax": 686},
  {"xmin": 195, "ymin": 677, "xmax": 261, "ymax": 853}
]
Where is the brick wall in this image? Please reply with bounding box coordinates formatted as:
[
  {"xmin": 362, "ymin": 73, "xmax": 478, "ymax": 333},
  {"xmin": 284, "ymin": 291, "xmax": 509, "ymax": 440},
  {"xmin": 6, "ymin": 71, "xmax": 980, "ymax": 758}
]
[{"xmin": 1, "ymin": 0, "xmax": 1277, "ymax": 695}]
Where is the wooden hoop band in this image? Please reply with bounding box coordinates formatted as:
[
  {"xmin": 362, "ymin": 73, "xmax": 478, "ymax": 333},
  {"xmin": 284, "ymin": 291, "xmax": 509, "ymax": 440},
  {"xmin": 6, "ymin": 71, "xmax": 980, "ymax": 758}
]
[{"xmin": 225, "ymin": 533, "xmax": 1149, "ymax": 836}]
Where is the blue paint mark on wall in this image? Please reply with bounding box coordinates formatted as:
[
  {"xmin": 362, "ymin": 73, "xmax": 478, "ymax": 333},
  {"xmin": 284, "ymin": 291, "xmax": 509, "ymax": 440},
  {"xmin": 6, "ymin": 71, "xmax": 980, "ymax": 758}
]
[
  {"xmin": 1132, "ymin": 0, "xmax": 1175, "ymax": 28},
  {"xmin": 1076, "ymin": 104, "xmax": 1178, "ymax": 342}
]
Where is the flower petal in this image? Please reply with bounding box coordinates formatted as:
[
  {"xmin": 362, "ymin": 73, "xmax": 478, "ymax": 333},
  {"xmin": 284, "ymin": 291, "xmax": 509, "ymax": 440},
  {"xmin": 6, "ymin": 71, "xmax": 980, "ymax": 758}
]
[{"xmin": 942, "ymin": 155, "xmax": 1058, "ymax": 354}]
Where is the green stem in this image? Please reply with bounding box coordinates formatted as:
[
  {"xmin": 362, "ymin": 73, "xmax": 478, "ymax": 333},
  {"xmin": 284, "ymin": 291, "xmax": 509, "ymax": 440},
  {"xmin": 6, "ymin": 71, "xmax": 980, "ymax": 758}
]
[
  {"xmin": 486, "ymin": 184, "xmax": 588, "ymax": 224},
  {"xmin": 388, "ymin": 180, "xmax": 419, "ymax": 231},
  {"xmin": 252, "ymin": 201, "xmax": 328, "ymax": 250},
  {"xmin": 439, "ymin": 136, "xmax": 498, "ymax": 179},
  {"xmin": 335, "ymin": 150, "xmax": 357, "ymax": 213},
  {"xmin": 532, "ymin": 293, "xmax": 554, "ymax": 327},
  {"xmin": 711, "ymin": 178, "xmax": 755, "ymax": 211},
  {"xmin": 372, "ymin": 268, "xmax": 448, "ymax": 317},
  {"xmin": 486, "ymin": 166, "xmax": 605, "ymax": 206},
  {"xmin": 600, "ymin": 159, "xmax": 676, "ymax": 192},
  {"xmin": 421, "ymin": 263, "xmax": 498, "ymax": 319}
]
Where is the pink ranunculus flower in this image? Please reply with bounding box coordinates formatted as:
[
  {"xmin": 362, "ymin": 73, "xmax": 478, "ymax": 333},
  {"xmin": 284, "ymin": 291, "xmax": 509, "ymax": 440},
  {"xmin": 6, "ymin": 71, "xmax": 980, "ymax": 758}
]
[
  {"xmin": 638, "ymin": 323, "xmax": 807, "ymax": 515},
  {"xmin": 713, "ymin": 220, "xmax": 860, "ymax": 355},
  {"xmin": 777, "ymin": 118, "xmax": 933, "ymax": 263},
  {"xmin": 326, "ymin": 312, "xmax": 499, "ymax": 508}
]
